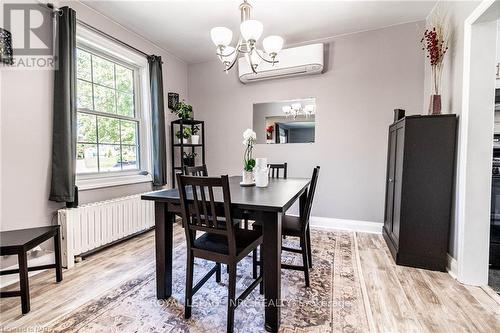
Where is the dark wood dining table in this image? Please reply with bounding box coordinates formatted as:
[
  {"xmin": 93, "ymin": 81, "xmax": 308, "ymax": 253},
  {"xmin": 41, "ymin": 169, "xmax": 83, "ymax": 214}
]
[{"xmin": 141, "ymin": 176, "xmax": 310, "ymax": 332}]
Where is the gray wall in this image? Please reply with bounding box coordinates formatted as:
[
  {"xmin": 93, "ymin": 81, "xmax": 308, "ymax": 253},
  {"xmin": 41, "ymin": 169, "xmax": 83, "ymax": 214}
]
[
  {"xmin": 188, "ymin": 21, "xmax": 425, "ymax": 223},
  {"xmin": 0, "ymin": 1, "xmax": 188, "ymax": 231}
]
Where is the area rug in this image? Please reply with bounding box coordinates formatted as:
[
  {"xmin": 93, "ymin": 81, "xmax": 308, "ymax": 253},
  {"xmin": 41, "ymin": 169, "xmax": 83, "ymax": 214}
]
[{"xmin": 47, "ymin": 225, "xmax": 369, "ymax": 332}]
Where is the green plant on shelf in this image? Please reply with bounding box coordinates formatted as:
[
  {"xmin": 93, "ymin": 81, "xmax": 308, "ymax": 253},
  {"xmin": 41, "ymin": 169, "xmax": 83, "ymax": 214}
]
[
  {"xmin": 171, "ymin": 100, "xmax": 193, "ymax": 120},
  {"xmin": 182, "ymin": 151, "xmax": 197, "ymax": 167},
  {"xmin": 175, "ymin": 127, "xmax": 192, "ymax": 139},
  {"xmin": 183, "ymin": 151, "xmax": 197, "ymax": 159},
  {"xmin": 192, "ymin": 125, "xmax": 200, "ymax": 135}
]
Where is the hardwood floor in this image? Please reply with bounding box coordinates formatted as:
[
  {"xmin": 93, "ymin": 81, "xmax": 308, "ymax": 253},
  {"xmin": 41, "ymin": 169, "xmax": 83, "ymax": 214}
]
[
  {"xmin": 1, "ymin": 228, "xmax": 499, "ymax": 332},
  {"xmin": 356, "ymin": 233, "xmax": 500, "ymax": 333}
]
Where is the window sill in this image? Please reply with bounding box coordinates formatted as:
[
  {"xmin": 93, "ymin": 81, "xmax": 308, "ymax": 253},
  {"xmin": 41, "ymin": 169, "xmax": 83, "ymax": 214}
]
[{"xmin": 76, "ymin": 173, "xmax": 153, "ymax": 191}]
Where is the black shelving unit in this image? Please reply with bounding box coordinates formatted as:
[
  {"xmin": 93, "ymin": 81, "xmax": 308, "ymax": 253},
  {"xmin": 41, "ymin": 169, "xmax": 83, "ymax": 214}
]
[{"xmin": 170, "ymin": 119, "xmax": 205, "ymax": 188}]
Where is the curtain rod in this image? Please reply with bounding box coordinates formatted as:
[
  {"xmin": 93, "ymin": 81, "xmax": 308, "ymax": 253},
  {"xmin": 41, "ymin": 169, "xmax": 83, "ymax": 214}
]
[
  {"xmin": 76, "ymin": 20, "xmax": 150, "ymax": 59},
  {"xmin": 37, "ymin": 2, "xmax": 151, "ymax": 59}
]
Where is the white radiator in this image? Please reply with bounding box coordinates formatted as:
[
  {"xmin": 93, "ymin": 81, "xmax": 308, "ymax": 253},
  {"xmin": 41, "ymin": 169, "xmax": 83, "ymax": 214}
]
[{"xmin": 58, "ymin": 194, "xmax": 155, "ymax": 268}]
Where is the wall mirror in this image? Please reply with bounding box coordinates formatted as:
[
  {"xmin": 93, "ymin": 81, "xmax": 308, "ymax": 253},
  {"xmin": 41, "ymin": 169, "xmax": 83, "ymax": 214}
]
[{"xmin": 253, "ymin": 98, "xmax": 316, "ymax": 144}]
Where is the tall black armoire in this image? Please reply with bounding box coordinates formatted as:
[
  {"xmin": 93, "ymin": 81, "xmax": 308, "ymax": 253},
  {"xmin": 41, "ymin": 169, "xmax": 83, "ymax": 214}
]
[{"xmin": 383, "ymin": 114, "xmax": 457, "ymax": 271}]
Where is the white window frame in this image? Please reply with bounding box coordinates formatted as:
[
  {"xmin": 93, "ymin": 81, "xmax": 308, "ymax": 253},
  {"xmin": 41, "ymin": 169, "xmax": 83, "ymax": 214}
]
[{"xmin": 75, "ymin": 24, "xmax": 152, "ymax": 190}]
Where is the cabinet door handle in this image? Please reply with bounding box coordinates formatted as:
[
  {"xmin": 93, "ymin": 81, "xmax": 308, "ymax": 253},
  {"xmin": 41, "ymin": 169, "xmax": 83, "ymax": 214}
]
[{"xmin": 389, "ymin": 178, "xmax": 394, "ymax": 183}]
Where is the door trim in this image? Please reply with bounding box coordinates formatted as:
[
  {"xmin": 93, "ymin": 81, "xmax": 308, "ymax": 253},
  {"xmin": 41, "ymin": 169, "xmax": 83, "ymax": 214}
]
[{"xmin": 456, "ymin": 0, "xmax": 498, "ymax": 285}]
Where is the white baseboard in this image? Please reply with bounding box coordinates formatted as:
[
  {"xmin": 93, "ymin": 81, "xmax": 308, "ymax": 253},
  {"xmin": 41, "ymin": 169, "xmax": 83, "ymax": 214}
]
[
  {"xmin": 309, "ymin": 216, "xmax": 383, "ymax": 234},
  {"xmin": 0, "ymin": 252, "xmax": 55, "ymax": 289},
  {"xmin": 447, "ymin": 253, "xmax": 458, "ymax": 279}
]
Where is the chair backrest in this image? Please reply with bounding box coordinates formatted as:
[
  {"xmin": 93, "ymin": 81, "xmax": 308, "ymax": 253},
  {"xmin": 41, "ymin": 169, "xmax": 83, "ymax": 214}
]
[
  {"xmin": 176, "ymin": 174, "xmax": 237, "ymax": 255},
  {"xmin": 184, "ymin": 164, "xmax": 208, "ymax": 176},
  {"xmin": 268, "ymin": 162, "xmax": 287, "ymax": 178},
  {"xmin": 302, "ymin": 166, "xmax": 320, "ymax": 230}
]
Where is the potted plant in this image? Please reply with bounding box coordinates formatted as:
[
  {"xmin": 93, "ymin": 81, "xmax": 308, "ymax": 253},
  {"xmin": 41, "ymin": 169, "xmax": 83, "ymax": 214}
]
[
  {"xmin": 242, "ymin": 128, "xmax": 256, "ymax": 184},
  {"xmin": 421, "ymin": 15, "xmax": 449, "ymax": 115},
  {"xmin": 175, "ymin": 127, "xmax": 192, "ymax": 144},
  {"xmin": 170, "ymin": 100, "xmax": 193, "ymax": 120},
  {"xmin": 191, "ymin": 125, "xmax": 201, "ymax": 144},
  {"xmin": 182, "ymin": 152, "xmax": 197, "ymax": 167}
]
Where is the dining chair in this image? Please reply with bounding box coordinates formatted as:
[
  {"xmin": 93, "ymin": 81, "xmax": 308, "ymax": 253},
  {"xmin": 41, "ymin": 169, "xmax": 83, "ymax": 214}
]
[
  {"xmin": 184, "ymin": 164, "xmax": 208, "ymax": 176},
  {"xmin": 268, "ymin": 162, "xmax": 287, "ymax": 179},
  {"xmin": 176, "ymin": 174, "xmax": 264, "ymax": 333},
  {"xmin": 253, "ymin": 166, "xmax": 320, "ymax": 287}
]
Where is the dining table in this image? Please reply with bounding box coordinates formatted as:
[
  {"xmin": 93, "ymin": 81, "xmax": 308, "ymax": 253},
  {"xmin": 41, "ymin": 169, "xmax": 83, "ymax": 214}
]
[{"xmin": 141, "ymin": 175, "xmax": 311, "ymax": 332}]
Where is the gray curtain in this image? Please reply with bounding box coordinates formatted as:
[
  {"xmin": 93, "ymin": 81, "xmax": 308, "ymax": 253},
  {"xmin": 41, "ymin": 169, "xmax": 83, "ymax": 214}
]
[
  {"xmin": 49, "ymin": 7, "xmax": 77, "ymax": 203},
  {"xmin": 148, "ymin": 55, "xmax": 167, "ymax": 187}
]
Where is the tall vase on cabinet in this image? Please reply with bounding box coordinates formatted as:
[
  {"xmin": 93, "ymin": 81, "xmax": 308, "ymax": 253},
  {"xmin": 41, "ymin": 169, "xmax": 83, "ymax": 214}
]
[
  {"xmin": 429, "ymin": 94, "xmax": 441, "ymax": 115},
  {"xmin": 421, "ymin": 18, "xmax": 449, "ymax": 115}
]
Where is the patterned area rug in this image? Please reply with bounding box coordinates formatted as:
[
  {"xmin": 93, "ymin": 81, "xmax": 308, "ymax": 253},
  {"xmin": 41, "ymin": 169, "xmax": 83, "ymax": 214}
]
[{"xmin": 47, "ymin": 225, "xmax": 369, "ymax": 332}]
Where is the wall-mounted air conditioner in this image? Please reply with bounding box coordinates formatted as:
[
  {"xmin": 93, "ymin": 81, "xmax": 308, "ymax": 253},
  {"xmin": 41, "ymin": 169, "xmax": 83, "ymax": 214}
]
[{"xmin": 238, "ymin": 43, "xmax": 324, "ymax": 84}]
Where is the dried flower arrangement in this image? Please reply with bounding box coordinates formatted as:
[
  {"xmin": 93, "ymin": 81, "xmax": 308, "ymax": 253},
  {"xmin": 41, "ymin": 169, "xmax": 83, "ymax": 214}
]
[{"xmin": 421, "ymin": 14, "xmax": 449, "ymax": 114}]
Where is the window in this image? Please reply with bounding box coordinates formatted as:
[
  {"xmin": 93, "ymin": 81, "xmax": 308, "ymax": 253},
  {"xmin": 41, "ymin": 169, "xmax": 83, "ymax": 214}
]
[
  {"xmin": 75, "ymin": 25, "xmax": 152, "ymax": 190},
  {"xmin": 76, "ymin": 47, "xmax": 141, "ymax": 174}
]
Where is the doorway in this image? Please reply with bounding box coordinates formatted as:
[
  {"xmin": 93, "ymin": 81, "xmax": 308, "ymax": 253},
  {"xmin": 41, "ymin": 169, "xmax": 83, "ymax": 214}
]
[{"xmin": 456, "ymin": 0, "xmax": 500, "ymax": 287}]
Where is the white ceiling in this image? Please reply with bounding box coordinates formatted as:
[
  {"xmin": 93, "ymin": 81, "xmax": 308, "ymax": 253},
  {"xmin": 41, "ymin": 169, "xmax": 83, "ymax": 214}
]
[{"xmin": 82, "ymin": 0, "xmax": 436, "ymax": 64}]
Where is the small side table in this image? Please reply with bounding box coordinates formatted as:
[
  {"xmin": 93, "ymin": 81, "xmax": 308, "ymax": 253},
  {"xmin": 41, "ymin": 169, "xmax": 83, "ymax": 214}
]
[{"xmin": 0, "ymin": 226, "xmax": 63, "ymax": 314}]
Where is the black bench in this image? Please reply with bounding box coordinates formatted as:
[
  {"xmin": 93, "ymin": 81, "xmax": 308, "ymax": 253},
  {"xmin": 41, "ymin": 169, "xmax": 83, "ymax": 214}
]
[{"xmin": 0, "ymin": 226, "xmax": 63, "ymax": 314}]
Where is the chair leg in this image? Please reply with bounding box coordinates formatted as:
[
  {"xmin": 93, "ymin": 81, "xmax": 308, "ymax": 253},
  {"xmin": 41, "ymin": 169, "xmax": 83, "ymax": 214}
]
[
  {"xmin": 300, "ymin": 236, "xmax": 310, "ymax": 287},
  {"xmin": 306, "ymin": 226, "xmax": 313, "ymax": 268},
  {"xmin": 252, "ymin": 249, "xmax": 258, "ymax": 279},
  {"xmin": 216, "ymin": 262, "xmax": 221, "ymax": 283},
  {"xmin": 259, "ymin": 246, "xmax": 264, "ymax": 295},
  {"xmin": 227, "ymin": 263, "xmax": 237, "ymax": 333},
  {"xmin": 185, "ymin": 251, "xmax": 194, "ymax": 319}
]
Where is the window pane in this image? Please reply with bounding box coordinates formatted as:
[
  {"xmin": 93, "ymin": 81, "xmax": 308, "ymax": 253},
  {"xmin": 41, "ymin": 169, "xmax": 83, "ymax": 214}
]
[
  {"xmin": 116, "ymin": 65, "xmax": 133, "ymax": 92},
  {"xmin": 77, "ymin": 113, "xmax": 97, "ymax": 143},
  {"xmin": 117, "ymin": 92, "xmax": 134, "ymax": 117},
  {"xmin": 77, "ymin": 49, "xmax": 92, "ymax": 81},
  {"xmin": 121, "ymin": 146, "xmax": 138, "ymax": 170},
  {"xmin": 94, "ymin": 85, "xmax": 116, "ymax": 114},
  {"xmin": 92, "ymin": 56, "xmax": 115, "ymax": 88},
  {"xmin": 77, "ymin": 80, "xmax": 93, "ymax": 110},
  {"xmin": 77, "ymin": 144, "xmax": 98, "ymax": 173},
  {"xmin": 97, "ymin": 116, "xmax": 120, "ymax": 144},
  {"xmin": 98, "ymin": 144, "xmax": 121, "ymax": 172},
  {"xmin": 121, "ymin": 120, "xmax": 137, "ymax": 145}
]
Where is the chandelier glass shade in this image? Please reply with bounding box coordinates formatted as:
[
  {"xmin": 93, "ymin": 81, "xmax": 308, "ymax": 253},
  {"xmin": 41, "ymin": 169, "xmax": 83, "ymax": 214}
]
[
  {"xmin": 210, "ymin": 27, "xmax": 233, "ymax": 47},
  {"xmin": 210, "ymin": 0, "xmax": 284, "ymax": 73}
]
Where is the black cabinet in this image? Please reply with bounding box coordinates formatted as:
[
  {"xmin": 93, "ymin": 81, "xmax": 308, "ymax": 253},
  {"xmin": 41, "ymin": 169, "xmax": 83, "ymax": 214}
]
[{"xmin": 383, "ymin": 114, "xmax": 457, "ymax": 271}]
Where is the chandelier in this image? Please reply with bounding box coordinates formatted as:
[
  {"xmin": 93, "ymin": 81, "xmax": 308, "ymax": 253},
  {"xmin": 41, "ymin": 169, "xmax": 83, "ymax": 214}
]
[
  {"xmin": 282, "ymin": 103, "xmax": 316, "ymax": 119},
  {"xmin": 210, "ymin": 0, "xmax": 284, "ymax": 74}
]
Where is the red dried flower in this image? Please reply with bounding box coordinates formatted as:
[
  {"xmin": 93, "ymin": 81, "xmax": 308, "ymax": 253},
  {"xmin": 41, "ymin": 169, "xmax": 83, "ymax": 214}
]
[{"xmin": 421, "ymin": 27, "xmax": 448, "ymax": 67}]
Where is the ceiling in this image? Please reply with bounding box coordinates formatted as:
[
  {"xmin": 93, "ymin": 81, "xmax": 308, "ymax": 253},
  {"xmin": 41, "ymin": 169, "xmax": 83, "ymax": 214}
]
[{"xmin": 82, "ymin": 0, "xmax": 436, "ymax": 64}]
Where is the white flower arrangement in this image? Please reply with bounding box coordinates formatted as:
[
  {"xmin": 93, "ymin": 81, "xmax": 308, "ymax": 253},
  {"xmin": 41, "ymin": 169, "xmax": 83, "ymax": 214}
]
[{"xmin": 242, "ymin": 129, "xmax": 256, "ymax": 172}]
